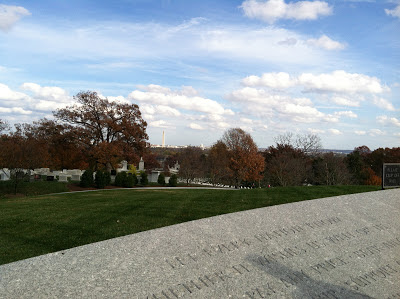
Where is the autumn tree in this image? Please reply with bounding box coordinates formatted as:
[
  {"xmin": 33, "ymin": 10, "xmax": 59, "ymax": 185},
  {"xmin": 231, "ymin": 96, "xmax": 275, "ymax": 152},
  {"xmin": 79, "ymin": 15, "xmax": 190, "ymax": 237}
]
[
  {"xmin": 178, "ymin": 146, "xmax": 206, "ymax": 185},
  {"xmin": 24, "ymin": 119, "xmax": 87, "ymax": 170},
  {"xmin": 54, "ymin": 91, "xmax": 148, "ymax": 170},
  {"xmin": 207, "ymin": 141, "xmax": 232, "ymax": 186},
  {"xmin": 220, "ymin": 128, "xmax": 265, "ymax": 187},
  {"xmin": 0, "ymin": 124, "xmax": 49, "ymax": 193}
]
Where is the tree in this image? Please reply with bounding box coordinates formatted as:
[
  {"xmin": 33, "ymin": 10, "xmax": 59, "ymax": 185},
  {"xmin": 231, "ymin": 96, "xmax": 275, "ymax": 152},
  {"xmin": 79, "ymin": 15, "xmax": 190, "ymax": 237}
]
[
  {"xmin": 220, "ymin": 128, "xmax": 265, "ymax": 187},
  {"xmin": 54, "ymin": 91, "xmax": 148, "ymax": 171},
  {"xmin": 311, "ymin": 153, "xmax": 351, "ymax": 185},
  {"xmin": 178, "ymin": 146, "xmax": 205, "ymax": 185},
  {"xmin": 168, "ymin": 174, "xmax": 178, "ymax": 187},
  {"xmin": 80, "ymin": 170, "xmax": 94, "ymax": 187},
  {"xmin": 140, "ymin": 171, "xmax": 148, "ymax": 186},
  {"xmin": 264, "ymin": 144, "xmax": 309, "ymax": 186},
  {"xmin": 95, "ymin": 170, "xmax": 110, "ymax": 189},
  {"xmin": 207, "ymin": 141, "xmax": 232, "ymax": 186},
  {"xmin": 0, "ymin": 119, "xmax": 9, "ymax": 133},
  {"xmin": 24, "ymin": 119, "xmax": 87, "ymax": 170},
  {"xmin": 0, "ymin": 124, "xmax": 50, "ymax": 193},
  {"xmin": 274, "ymin": 132, "xmax": 322, "ymax": 156},
  {"xmin": 157, "ymin": 173, "xmax": 166, "ymax": 185}
]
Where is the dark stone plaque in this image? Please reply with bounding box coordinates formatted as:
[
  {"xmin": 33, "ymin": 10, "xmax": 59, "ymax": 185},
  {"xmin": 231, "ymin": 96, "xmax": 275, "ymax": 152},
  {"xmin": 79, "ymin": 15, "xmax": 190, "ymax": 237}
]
[{"xmin": 383, "ymin": 163, "xmax": 400, "ymax": 189}]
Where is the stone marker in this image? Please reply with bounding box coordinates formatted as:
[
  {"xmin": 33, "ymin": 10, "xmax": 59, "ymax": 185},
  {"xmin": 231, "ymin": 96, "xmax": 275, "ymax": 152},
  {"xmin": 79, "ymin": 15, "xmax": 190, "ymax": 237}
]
[
  {"xmin": 58, "ymin": 175, "xmax": 68, "ymax": 182},
  {"xmin": 383, "ymin": 163, "xmax": 400, "ymax": 189},
  {"xmin": 1, "ymin": 189, "xmax": 399, "ymax": 298}
]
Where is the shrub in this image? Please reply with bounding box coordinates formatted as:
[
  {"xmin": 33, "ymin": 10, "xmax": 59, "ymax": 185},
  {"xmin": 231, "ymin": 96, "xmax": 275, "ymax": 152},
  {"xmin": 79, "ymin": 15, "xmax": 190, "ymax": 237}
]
[
  {"xmin": 140, "ymin": 172, "xmax": 148, "ymax": 186},
  {"xmin": 115, "ymin": 171, "xmax": 127, "ymax": 187},
  {"xmin": 95, "ymin": 170, "xmax": 107, "ymax": 189},
  {"xmin": 168, "ymin": 174, "xmax": 178, "ymax": 187},
  {"xmin": 124, "ymin": 174, "xmax": 135, "ymax": 188},
  {"xmin": 157, "ymin": 173, "xmax": 166, "ymax": 185},
  {"xmin": 104, "ymin": 171, "xmax": 111, "ymax": 186},
  {"xmin": 80, "ymin": 170, "xmax": 94, "ymax": 187}
]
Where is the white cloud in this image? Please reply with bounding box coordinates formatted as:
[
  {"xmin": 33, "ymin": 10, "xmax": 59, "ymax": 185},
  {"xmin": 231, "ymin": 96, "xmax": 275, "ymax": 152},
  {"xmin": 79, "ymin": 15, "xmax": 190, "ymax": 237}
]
[
  {"xmin": 140, "ymin": 104, "xmax": 181, "ymax": 117},
  {"xmin": 334, "ymin": 111, "xmax": 357, "ymax": 118},
  {"xmin": 306, "ymin": 35, "xmax": 346, "ymax": 50},
  {"xmin": 242, "ymin": 72, "xmax": 295, "ymax": 88},
  {"xmin": 372, "ymin": 97, "xmax": 396, "ymax": 111},
  {"xmin": 0, "ymin": 83, "xmax": 28, "ymax": 101},
  {"xmin": 377, "ymin": 115, "xmax": 400, "ymax": 127},
  {"xmin": 354, "ymin": 130, "xmax": 366, "ymax": 136},
  {"xmin": 385, "ymin": 4, "xmax": 400, "ymax": 18},
  {"xmin": 128, "ymin": 85, "xmax": 231, "ymax": 115},
  {"xmin": 149, "ymin": 120, "xmax": 174, "ymax": 129},
  {"xmin": 108, "ymin": 95, "xmax": 130, "ymax": 104},
  {"xmin": 369, "ymin": 129, "xmax": 386, "ymax": 136},
  {"xmin": 0, "ymin": 106, "xmax": 32, "ymax": 114},
  {"xmin": 331, "ymin": 96, "xmax": 360, "ymax": 107},
  {"xmin": 328, "ymin": 128, "xmax": 342, "ymax": 135},
  {"xmin": 241, "ymin": 0, "xmax": 332, "ymax": 23},
  {"xmin": 0, "ymin": 4, "xmax": 30, "ymax": 32},
  {"xmin": 227, "ymin": 86, "xmax": 329, "ymax": 123},
  {"xmin": 240, "ymin": 117, "xmax": 254, "ymax": 124},
  {"xmin": 33, "ymin": 100, "xmax": 70, "ymax": 111},
  {"xmin": 299, "ymin": 70, "xmax": 386, "ymax": 94},
  {"xmin": 21, "ymin": 83, "xmax": 71, "ymax": 103},
  {"xmin": 242, "ymin": 70, "xmax": 387, "ymax": 95},
  {"xmin": 278, "ymin": 37, "xmax": 297, "ymax": 46},
  {"xmin": 308, "ymin": 128, "xmax": 325, "ymax": 134},
  {"xmin": 188, "ymin": 123, "xmax": 205, "ymax": 130}
]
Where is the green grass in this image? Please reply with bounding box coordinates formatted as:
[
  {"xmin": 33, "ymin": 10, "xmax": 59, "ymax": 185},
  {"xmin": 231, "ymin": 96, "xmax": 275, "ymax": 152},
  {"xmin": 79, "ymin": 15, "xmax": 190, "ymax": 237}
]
[
  {"xmin": 0, "ymin": 181, "xmax": 69, "ymax": 198},
  {"xmin": 0, "ymin": 185, "xmax": 380, "ymax": 265}
]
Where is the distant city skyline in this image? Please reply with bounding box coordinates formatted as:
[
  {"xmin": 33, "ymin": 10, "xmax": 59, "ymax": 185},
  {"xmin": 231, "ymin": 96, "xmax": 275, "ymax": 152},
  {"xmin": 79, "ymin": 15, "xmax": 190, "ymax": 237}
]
[{"xmin": 0, "ymin": 0, "xmax": 399, "ymax": 150}]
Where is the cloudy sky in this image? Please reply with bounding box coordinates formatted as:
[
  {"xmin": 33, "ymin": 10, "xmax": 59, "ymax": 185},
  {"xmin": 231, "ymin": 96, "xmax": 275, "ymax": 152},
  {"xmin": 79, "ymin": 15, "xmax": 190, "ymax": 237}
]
[{"xmin": 0, "ymin": 0, "xmax": 399, "ymax": 149}]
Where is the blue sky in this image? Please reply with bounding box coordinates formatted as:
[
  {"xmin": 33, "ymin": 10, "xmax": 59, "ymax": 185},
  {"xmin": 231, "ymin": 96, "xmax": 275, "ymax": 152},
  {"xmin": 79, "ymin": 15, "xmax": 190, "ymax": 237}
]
[{"xmin": 0, "ymin": 0, "xmax": 399, "ymax": 149}]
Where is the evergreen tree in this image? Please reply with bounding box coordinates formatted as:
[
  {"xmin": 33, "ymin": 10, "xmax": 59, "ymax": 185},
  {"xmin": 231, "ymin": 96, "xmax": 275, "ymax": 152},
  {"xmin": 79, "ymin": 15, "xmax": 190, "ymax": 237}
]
[
  {"xmin": 157, "ymin": 173, "xmax": 166, "ymax": 185},
  {"xmin": 80, "ymin": 169, "xmax": 94, "ymax": 187}
]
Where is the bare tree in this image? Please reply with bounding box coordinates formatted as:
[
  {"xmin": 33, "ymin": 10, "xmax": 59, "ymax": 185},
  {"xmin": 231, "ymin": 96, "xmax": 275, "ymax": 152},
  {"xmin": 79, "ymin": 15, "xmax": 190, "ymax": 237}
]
[
  {"xmin": 178, "ymin": 146, "xmax": 205, "ymax": 185},
  {"xmin": 274, "ymin": 132, "xmax": 322, "ymax": 155}
]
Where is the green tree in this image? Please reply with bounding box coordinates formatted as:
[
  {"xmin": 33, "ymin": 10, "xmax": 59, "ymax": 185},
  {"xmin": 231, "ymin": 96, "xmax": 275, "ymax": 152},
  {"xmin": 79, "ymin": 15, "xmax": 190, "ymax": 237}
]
[
  {"xmin": 114, "ymin": 171, "xmax": 127, "ymax": 187},
  {"xmin": 168, "ymin": 174, "xmax": 178, "ymax": 187},
  {"xmin": 157, "ymin": 173, "xmax": 166, "ymax": 185},
  {"xmin": 140, "ymin": 171, "xmax": 148, "ymax": 186},
  {"xmin": 95, "ymin": 170, "xmax": 108, "ymax": 189},
  {"xmin": 80, "ymin": 170, "xmax": 94, "ymax": 187}
]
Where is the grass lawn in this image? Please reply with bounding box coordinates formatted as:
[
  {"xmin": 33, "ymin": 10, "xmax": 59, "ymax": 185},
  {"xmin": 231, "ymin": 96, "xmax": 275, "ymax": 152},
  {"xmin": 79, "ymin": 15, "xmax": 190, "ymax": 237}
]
[{"xmin": 0, "ymin": 185, "xmax": 380, "ymax": 265}]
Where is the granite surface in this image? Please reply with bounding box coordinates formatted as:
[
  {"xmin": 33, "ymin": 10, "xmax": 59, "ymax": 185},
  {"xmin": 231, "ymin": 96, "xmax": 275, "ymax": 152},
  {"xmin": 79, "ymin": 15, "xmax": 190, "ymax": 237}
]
[{"xmin": 1, "ymin": 189, "xmax": 399, "ymax": 298}]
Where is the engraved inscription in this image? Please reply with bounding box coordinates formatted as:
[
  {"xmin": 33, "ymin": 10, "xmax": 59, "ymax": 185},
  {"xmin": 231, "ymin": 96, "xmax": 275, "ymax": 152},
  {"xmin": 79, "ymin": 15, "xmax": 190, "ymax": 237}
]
[
  {"xmin": 146, "ymin": 263, "xmax": 251, "ymax": 298},
  {"xmin": 245, "ymin": 284, "xmax": 276, "ymax": 298},
  {"xmin": 344, "ymin": 263, "xmax": 400, "ymax": 291}
]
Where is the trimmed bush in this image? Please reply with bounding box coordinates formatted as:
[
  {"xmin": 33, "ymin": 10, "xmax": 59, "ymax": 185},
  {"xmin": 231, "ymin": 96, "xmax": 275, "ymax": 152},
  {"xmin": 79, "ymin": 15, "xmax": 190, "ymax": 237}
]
[
  {"xmin": 140, "ymin": 172, "xmax": 148, "ymax": 186},
  {"xmin": 114, "ymin": 171, "xmax": 127, "ymax": 187},
  {"xmin": 157, "ymin": 173, "xmax": 166, "ymax": 185},
  {"xmin": 104, "ymin": 171, "xmax": 111, "ymax": 186},
  {"xmin": 124, "ymin": 174, "xmax": 135, "ymax": 188},
  {"xmin": 95, "ymin": 170, "xmax": 107, "ymax": 189},
  {"xmin": 80, "ymin": 170, "xmax": 94, "ymax": 187},
  {"xmin": 168, "ymin": 174, "xmax": 178, "ymax": 187}
]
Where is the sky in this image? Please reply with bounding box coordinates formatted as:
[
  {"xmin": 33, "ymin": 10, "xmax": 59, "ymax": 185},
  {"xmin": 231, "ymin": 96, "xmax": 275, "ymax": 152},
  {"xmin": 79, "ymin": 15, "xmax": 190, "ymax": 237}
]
[{"xmin": 0, "ymin": 0, "xmax": 399, "ymax": 150}]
